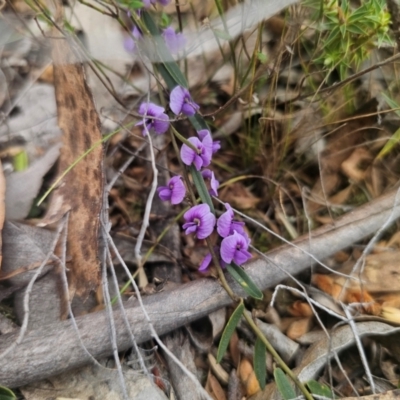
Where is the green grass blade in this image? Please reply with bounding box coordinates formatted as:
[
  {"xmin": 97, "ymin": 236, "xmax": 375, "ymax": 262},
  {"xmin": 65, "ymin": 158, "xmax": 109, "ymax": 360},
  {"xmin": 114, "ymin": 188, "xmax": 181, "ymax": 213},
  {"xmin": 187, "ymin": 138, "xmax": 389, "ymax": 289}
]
[
  {"xmin": 254, "ymin": 336, "xmax": 266, "ymax": 390},
  {"xmin": 226, "ymin": 263, "xmax": 263, "ymax": 300},
  {"xmin": 377, "ymin": 93, "xmax": 400, "ymax": 159},
  {"xmin": 306, "ymin": 380, "xmax": 334, "ymax": 399},
  {"xmin": 274, "ymin": 368, "xmax": 297, "ymax": 400},
  {"xmin": 216, "ymin": 300, "xmax": 244, "ymax": 363},
  {"xmin": 142, "ymin": 11, "xmax": 187, "ymax": 89},
  {"xmin": 0, "ymin": 385, "xmax": 16, "ymax": 400}
]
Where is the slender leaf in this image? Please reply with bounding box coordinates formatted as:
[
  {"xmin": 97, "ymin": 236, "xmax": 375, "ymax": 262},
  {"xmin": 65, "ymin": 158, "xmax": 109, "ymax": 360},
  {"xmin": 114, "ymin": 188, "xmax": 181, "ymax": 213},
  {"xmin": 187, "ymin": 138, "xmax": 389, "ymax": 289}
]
[
  {"xmin": 254, "ymin": 336, "xmax": 266, "ymax": 390},
  {"xmin": 190, "ymin": 166, "xmax": 214, "ymax": 213},
  {"xmin": 216, "ymin": 301, "xmax": 244, "ymax": 363},
  {"xmin": 189, "ymin": 114, "xmax": 208, "ymax": 131},
  {"xmin": 307, "ymin": 380, "xmax": 334, "ymax": 399},
  {"xmin": 0, "ymin": 385, "xmax": 16, "ymax": 400},
  {"xmin": 142, "ymin": 12, "xmax": 187, "ymax": 88},
  {"xmin": 226, "ymin": 263, "xmax": 263, "ymax": 300},
  {"xmin": 377, "ymin": 93, "xmax": 400, "ymax": 159},
  {"xmin": 381, "ymin": 92, "xmax": 400, "ymax": 117},
  {"xmin": 274, "ymin": 368, "xmax": 296, "ymax": 400}
]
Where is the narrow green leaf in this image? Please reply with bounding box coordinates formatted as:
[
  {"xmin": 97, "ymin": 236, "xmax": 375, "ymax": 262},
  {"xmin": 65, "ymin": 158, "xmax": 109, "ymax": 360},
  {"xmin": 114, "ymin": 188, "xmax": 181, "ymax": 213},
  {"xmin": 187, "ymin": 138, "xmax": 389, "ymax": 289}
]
[
  {"xmin": 216, "ymin": 301, "xmax": 244, "ymax": 363},
  {"xmin": 13, "ymin": 150, "xmax": 28, "ymax": 171},
  {"xmin": 377, "ymin": 93, "xmax": 400, "ymax": 159},
  {"xmin": 306, "ymin": 380, "xmax": 334, "ymax": 398},
  {"xmin": 0, "ymin": 385, "xmax": 16, "ymax": 400},
  {"xmin": 254, "ymin": 337, "xmax": 266, "ymax": 390},
  {"xmin": 190, "ymin": 166, "xmax": 214, "ymax": 213},
  {"xmin": 226, "ymin": 263, "xmax": 263, "ymax": 300},
  {"xmin": 141, "ymin": 12, "xmax": 187, "ymax": 89},
  {"xmin": 274, "ymin": 368, "xmax": 296, "ymax": 400},
  {"xmin": 381, "ymin": 92, "xmax": 400, "ymax": 118},
  {"xmin": 377, "ymin": 127, "xmax": 400, "ymax": 159},
  {"xmin": 213, "ymin": 29, "xmax": 232, "ymax": 41},
  {"xmin": 189, "ymin": 115, "xmax": 208, "ymax": 131}
]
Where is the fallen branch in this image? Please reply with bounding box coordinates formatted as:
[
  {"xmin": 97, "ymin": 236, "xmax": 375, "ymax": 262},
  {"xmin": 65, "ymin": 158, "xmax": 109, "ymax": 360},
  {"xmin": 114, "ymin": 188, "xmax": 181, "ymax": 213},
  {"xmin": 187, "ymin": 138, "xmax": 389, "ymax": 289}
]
[{"xmin": 1, "ymin": 188, "xmax": 400, "ymax": 388}]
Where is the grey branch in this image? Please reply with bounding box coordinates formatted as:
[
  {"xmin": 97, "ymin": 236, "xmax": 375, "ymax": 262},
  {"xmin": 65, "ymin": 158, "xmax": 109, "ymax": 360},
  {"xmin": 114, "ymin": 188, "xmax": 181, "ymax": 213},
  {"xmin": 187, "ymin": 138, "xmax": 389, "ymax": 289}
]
[{"xmin": 1, "ymin": 187, "xmax": 400, "ymax": 388}]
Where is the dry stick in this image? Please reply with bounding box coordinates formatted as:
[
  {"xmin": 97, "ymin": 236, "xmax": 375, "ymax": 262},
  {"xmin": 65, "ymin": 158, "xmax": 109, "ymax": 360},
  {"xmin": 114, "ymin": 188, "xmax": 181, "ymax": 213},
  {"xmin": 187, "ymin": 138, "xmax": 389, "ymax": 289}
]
[
  {"xmin": 1, "ymin": 188, "xmax": 400, "ymax": 387},
  {"xmin": 101, "ymin": 248, "xmax": 129, "ymax": 400},
  {"xmin": 342, "ymin": 304, "xmax": 375, "ymax": 394},
  {"xmin": 0, "ymin": 218, "xmax": 65, "ymax": 361}
]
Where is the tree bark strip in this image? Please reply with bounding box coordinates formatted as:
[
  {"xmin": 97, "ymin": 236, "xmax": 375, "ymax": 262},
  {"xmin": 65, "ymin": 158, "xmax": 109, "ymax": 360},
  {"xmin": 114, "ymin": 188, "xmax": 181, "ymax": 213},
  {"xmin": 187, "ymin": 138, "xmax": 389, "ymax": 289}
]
[{"xmin": 1, "ymin": 187, "xmax": 400, "ymax": 388}]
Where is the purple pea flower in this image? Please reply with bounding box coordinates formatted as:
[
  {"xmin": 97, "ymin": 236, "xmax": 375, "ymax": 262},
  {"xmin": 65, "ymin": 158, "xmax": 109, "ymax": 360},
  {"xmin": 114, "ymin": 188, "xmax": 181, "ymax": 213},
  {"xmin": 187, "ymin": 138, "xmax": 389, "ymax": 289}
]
[
  {"xmin": 217, "ymin": 203, "xmax": 246, "ymax": 238},
  {"xmin": 163, "ymin": 26, "xmax": 186, "ymax": 54},
  {"xmin": 201, "ymin": 169, "xmax": 219, "ymax": 197},
  {"xmin": 124, "ymin": 25, "xmax": 142, "ymax": 54},
  {"xmin": 136, "ymin": 102, "xmax": 169, "ymax": 135},
  {"xmin": 170, "ymin": 86, "xmax": 200, "ymax": 116},
  {"xmin": 199, "ymin": 246, "xmax": 227, "ymax": 271},
  {"xmin": 157, "ymin": 176, "xmax": 186, "ymax": 204},
  {"xmin": 199, "ymin": 252, "xmax": 212, "ymax": 271},
  {"xmin": 220, "ymin": 230, "xmax": 252, "ymax": 266},
  {"xmin": 182, "ymin": 204, "xmax": 216, "ymax": 239},
  {"xmin": 180, "ymin": 131, "xmax": 213, "ymax": 170},
  {"xmin": 198, "ymin": 129, "xmax": 220, "ymax": 154}
]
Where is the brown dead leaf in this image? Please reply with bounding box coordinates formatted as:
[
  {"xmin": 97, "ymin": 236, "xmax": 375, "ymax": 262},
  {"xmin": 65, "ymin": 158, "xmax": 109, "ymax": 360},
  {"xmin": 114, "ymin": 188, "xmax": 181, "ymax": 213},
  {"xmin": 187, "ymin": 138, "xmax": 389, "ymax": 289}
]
[
  {"xmin": 286, "ymin": 317, "xmax": 313, "ymax": 340},
  {"xmin": 44, "ymin": 30, "xmax": 104, "ymax": 297},
  {"xmin": 219, "ymin": 181, "xmax": 260, "ymax": 209},
  {"xmin": 206, "ymin": 373, "xmax": 227, "ymax": 400},
  {"xmin": 341, "ymin": 147, "xmax": 373, "ymax": 182},
  {"xmin": 239, "ymin": 358, "xmax": 261, "ymax": 396}
]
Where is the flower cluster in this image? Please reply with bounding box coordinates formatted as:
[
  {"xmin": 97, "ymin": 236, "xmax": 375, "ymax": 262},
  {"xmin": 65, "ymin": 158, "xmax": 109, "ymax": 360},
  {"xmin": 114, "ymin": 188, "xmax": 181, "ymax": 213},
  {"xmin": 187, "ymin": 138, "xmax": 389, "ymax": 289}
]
[{"xmin": 136, "ymin": 83, "xmax": 251, "ymax": 270}]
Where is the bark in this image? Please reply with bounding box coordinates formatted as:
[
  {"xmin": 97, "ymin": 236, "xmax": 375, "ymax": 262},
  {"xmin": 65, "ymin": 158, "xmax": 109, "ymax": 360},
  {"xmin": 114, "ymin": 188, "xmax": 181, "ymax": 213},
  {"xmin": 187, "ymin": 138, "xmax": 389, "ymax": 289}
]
[{"xmin": 1, "ymin": 187, "xmax": 400, "ymax": 388}]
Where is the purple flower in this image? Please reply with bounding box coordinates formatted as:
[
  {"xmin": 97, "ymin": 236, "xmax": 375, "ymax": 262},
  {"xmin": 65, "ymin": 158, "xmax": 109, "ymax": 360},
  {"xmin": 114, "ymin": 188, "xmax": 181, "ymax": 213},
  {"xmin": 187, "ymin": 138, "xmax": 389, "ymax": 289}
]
[
  {"xmin": 124, "ymin": 25, "xmax": 142, "ymax": 54},
  {"xmin": 157, "ymin": 176, "xmax": 186, "ymax": 204},
  {"xmin": 136, "ymin": 102, "xmax": 169, "ymax": 135},
  {"xmin": 220, "ymin": 231, "xmax": 252, "ymax": 266},
  {"xmin": 199, "ymin": 246, "xmax": 226, "ymax": 271},
  {"xmin": 170, "ymin": 86, "xmax": 200, "ymax": 116},
  {"xmin": 217, "ymin": 203, "xmax": 245, "ymax": 238},
  {"xmin": 163, "ymin": 26, "xmax": 186, "ymax": 54},
  {"xmin": 199, "ymin": 252, "xmax": 212, "ymax": 271},
  {"xmin": 180, "ymin": 131, "xmax": 213, "ymax": 170},
  {"xmin": 197, "ymin": 129, "xmax": 220, "ymax": 154},
  {"xmin": 182, "ymin": 204, "xmax": 216, "ymax": 239},
  {"xmin": 201, "ymin": 169, "xmax": 219, "ymax": 196}
]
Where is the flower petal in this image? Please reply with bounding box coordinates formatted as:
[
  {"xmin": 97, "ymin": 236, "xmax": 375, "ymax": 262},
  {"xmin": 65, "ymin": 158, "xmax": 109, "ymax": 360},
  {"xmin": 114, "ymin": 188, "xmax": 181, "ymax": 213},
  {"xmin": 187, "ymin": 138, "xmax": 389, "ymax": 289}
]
[
  {"xmin": 181, "ymin": 102, "xmax": 196, "ymax": 116},
  {"xmin": 233, "ymin": 248, "xmax": 252, "ymax": 265},
  {"xmin": 220, "ymin": 234, "xmax": 237, "ymax": 264},
  {"xmin": 139, "ymin": 102, "xmax": 165, "ymax": 117},
  {"xmin": 181, "ymin": 137, "xmax": 201, "ymax": 167},
  {"xmin": 157, "ymin": 186, "xmax": 171, "ymax": 201},
  {"xmin": 153, "ymin": 112, "xmax": 170, "ymax": 134},
  {"xmin": 170, "ymin": 177, "xmax": 186, "ymax": 204},
  {"xmin": 197, "ymin": 212, "xmax": 216, "ymax": 239},
  {"xmin": 170, "ymin": 86, "xmax": 185, "ymax": 115},
  {"xmin": 199, "ymin": 252, "xmax": 212, "ymax": 271},
  {"xmin": 217, "ymin": 211, "xmax": 232, "ymax": 238}
]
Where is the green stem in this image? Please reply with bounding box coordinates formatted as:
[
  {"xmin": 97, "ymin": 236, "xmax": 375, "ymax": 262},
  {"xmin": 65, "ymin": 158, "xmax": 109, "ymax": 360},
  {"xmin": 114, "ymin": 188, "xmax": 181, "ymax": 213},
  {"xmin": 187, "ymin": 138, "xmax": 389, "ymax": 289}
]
[
  {"xmin": 170, "ymin": 132, "xmax": 197, "ymax": 205},
  {"xmin": 243, "ymin": 312, "xmax": 313, "ymax": 400},
  {"xmin": 170, "ymin": 125, "xmax": 199, "ymax": 152},
  {"xmin": 206, "ymin": 237, "xmax": 237, "ymax": 301}
]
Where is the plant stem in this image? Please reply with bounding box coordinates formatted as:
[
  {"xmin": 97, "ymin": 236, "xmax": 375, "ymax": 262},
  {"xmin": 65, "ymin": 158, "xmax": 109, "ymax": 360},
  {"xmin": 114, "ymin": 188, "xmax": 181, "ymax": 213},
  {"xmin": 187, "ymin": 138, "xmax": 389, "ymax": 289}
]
[{"xmin": 243, "ymin": 311, "xmax": 313, "ymax": 400}]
